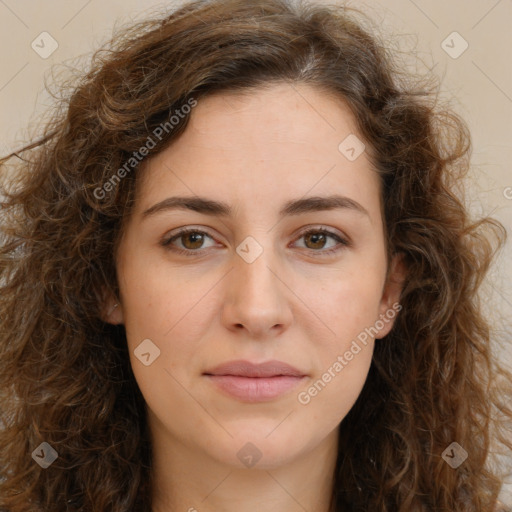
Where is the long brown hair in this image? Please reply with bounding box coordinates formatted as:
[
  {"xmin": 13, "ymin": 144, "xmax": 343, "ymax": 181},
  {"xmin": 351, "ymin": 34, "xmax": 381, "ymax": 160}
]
[{"xmin": 0, "ymin": 0, "xmax": 510, "ymax": 510}]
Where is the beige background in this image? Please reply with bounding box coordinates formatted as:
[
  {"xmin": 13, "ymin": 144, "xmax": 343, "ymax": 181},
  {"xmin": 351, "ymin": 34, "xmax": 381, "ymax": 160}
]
[{"xmin": 0, "ymin": 0, "xmax": 510, "ymax": 503}]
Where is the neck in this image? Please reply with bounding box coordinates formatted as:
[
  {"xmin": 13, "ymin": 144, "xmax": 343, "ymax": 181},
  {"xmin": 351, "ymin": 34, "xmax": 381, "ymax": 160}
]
[{"xmin": 150, "ymin": 420, "xmax": 339, "ymax": 512}]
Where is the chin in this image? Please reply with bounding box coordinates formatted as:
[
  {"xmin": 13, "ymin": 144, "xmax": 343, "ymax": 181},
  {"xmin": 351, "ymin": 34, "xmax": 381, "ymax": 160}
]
[{"xmin": 202, "ymin": 424, "xmax": 313, "ymax": 470}]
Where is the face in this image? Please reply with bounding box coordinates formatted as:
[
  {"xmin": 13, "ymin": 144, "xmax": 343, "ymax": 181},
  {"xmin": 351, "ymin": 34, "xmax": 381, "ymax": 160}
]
[{"xmin": 108, "ymin": 82, "xmax": 403, "ymax": 470}]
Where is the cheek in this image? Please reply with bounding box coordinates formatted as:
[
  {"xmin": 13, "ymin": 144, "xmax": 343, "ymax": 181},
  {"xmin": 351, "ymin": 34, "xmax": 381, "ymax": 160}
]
[
  {"xmin": 301, "ymin": 265, "xmax": 385, "ymax": 349},
  {"xmin": 291, "ymin": 268, "xmax": 382, "ymax": 421},
  {"xmin": 118, "ymin": 255, "xmax": 217, "ymax": 401},
  {"xmin": 118, "ymin": 250, "xmax": 206, "ymax": 347},
  {"xmin": 297, "ymin": 331, "xmax": 374, "ymax": 426}
]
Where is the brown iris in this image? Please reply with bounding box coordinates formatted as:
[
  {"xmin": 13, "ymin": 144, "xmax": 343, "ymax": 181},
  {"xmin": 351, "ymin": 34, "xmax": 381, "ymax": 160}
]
[
  {"xmin": 303, "ymin": 231, "xmax": 327, "ymax": 250},
  {"xmin": 181, "ymin": 232, "xmax": 205, "ymax": 250}
]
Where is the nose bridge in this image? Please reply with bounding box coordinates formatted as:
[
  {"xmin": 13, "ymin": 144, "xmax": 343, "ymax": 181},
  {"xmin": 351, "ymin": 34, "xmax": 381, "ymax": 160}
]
[
  {"xmin": 238, "ymin": 244, "xmax": 278, "ymax": 296},
  {"xmin": 222, "ymin": 234, "xmax": 291, "ymax": 336},
  {"xmin": 235, "ymin": 238, "xmax": 282, "ymax": 306}
]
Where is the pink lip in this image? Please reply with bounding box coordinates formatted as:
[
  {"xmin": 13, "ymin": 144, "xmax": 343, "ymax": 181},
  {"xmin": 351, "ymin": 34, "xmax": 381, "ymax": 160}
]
[{"xmin": 203, "ymin": 359, "xmax": 307, "ymax": 402}]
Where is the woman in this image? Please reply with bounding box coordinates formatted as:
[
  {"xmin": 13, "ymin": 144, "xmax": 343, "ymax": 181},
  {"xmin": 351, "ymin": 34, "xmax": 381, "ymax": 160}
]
[{"xmin": 0, "ymin": 0, "xmax": 510, "ymax": 510}]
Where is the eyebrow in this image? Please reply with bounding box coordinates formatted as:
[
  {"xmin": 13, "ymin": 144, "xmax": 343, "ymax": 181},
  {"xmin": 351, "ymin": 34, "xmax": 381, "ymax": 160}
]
[{"xmin": 141, "ymin": 194, "xmax": 370, "ymax": 219}]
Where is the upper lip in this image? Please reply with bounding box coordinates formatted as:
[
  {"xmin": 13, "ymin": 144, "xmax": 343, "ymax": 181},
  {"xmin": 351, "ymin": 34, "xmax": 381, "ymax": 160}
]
[{"xmin": 203, "ymin": 359, "xmax": 306, "ymax": 378}]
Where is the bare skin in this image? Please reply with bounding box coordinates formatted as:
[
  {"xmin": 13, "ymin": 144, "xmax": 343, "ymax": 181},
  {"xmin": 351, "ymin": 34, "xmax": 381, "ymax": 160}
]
[{"xmin": 104, "ymin": 82, "xmax": 405, "ymax": 512}]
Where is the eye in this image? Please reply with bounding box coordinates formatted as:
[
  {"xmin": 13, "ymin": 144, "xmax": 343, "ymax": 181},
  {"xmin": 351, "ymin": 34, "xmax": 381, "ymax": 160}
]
[
  {"xmin": 292, "ymin": 227, "xmax": 350, "ymax": 256},
  {"xmin": 161, "ymin": 228, "xmax": 217, "ymax": 256},
  {"xmin": 160, "ymin": 226, "xmax": 350, "ymax": 257}
]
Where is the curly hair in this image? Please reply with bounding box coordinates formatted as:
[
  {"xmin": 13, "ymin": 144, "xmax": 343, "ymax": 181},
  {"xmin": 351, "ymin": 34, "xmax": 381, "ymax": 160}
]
[{"xmin": 0, "ymin": 0, "xmax": 511, "ymax": 510}]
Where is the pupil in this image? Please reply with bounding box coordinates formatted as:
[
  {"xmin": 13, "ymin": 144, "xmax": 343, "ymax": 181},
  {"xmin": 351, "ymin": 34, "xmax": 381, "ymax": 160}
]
[
  {"xmin": 181, "ymin": 232, "xmax": 327, "ymax": 250},
  {"xmin": 185, "ymin": 232, "xmax": 203, "ymax": 248},
  {"xmin": 307, "ymin": 232, "xmax": 325, "ymax": 249}
]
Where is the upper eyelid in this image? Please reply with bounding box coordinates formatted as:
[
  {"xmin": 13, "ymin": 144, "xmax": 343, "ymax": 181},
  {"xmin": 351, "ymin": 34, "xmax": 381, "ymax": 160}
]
[{"xmin": 163, "ymin": 225, "xmax": 349, "ymax": 247}]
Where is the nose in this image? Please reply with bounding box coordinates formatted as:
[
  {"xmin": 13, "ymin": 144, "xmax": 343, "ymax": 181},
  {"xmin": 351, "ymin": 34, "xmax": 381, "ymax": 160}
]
[{"xmin": 220, "ymin": 245, "xmax": 293, "ymax": 339}]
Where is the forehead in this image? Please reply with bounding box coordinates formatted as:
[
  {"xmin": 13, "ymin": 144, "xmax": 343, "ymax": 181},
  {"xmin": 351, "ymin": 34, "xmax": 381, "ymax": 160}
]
[
  {"xmin": 135, "ymin": 83, "xmax": 381, "ymax": 221},
  {"xmin": 183, "ymin": 83, "xmax": 360, "ymax": 152}
]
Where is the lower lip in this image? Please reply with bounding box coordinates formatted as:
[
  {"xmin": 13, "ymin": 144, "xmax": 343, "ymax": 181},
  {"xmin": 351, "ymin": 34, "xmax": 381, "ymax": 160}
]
[{"xmin": 204, "ymin": 375, "xmax": 306, "ymax": 402}]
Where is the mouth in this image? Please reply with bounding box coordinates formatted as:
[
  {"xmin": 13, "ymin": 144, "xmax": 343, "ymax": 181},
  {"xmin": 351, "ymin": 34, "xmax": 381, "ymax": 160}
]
[{"xmin": 203, "ymin": 359, "xmax": 307, "ymax": 402}]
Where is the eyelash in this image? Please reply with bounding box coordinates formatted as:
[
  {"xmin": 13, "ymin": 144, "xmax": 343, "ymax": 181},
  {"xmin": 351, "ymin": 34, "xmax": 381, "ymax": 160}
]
[{"xmin": 160, "ymin": 226, "xmax": 350, "ymax": 257}]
